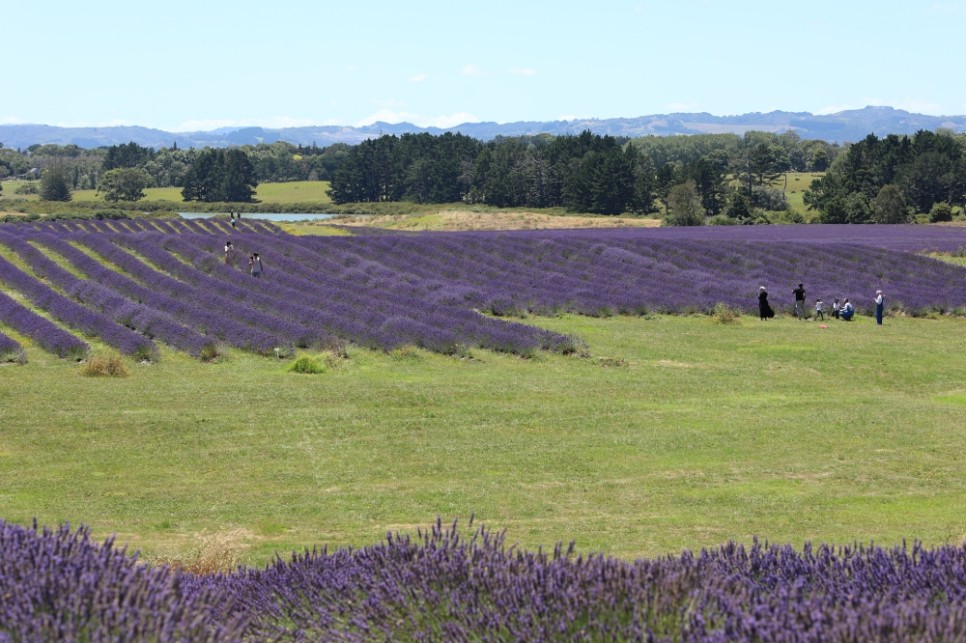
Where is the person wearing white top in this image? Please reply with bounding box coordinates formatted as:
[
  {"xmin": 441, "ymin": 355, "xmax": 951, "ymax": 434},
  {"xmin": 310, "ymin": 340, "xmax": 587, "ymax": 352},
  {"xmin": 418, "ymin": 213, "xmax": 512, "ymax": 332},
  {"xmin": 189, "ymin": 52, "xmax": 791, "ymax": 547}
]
[{"xmin": 840, "ymin": 299, "xmax": 855, "ymax": 321}]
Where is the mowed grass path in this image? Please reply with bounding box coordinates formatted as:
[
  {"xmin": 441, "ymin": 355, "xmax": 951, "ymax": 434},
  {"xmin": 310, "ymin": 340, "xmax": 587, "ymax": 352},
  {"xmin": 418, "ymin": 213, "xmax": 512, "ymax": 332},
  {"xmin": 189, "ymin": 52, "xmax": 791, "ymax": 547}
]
[{"xmin": 1, "ymin": 314, "xmax": 964, "ymax": 564}]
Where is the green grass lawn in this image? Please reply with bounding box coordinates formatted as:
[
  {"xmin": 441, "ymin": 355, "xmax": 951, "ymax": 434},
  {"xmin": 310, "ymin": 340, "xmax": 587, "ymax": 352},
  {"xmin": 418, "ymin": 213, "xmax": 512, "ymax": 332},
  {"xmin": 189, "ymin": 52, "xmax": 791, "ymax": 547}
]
[{"xmin": 2, "ymin": 313, "xmax": 964, "ymax": 564}]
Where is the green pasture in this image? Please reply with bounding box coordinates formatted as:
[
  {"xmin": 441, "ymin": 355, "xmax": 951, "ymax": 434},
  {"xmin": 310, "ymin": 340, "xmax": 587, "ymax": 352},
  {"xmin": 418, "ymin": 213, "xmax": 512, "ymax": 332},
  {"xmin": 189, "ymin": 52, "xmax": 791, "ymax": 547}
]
[
  {"xmin": 783, "ymin": 171, "xmax": 823, "ymax": 219},
  {"xmin": 1, "ymin": 313, "xmax": 964, "ymax": 565},
  {"xmin": 248, "ymin": 180, "xmax": 333, "ymax": 205},
  {"xmin": 65, "ymin": 181, "xmax": 334, "ymax": 207}
]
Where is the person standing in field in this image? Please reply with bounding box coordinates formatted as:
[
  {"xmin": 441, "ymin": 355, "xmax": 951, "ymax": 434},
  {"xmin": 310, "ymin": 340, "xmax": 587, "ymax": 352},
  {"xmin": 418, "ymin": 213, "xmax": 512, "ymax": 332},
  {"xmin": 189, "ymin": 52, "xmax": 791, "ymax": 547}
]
[
  {"xmin": 815, "ymin": 298, "xmax": 825, "ymax": 321},
  {"xmin": 874, "ymin": 289, "xmax": 884, "ymax": 325},
  {"xmin": 832, "ymin": 298, "xmax": 840, "ymax": 319},
  {"xmin": 250, "ymin": 252, "xmax": 264, "ymax": 278},
  {"xmin": 224, "ymin": 240, "xmax": 235, "ymax": 266},
  {"xmin": 758, "ymin": 286, "xmax": 774, "ymax": 320},
  {"xmin": 793, "ymin": 283, "xmax": 806, "ymax": 320}
]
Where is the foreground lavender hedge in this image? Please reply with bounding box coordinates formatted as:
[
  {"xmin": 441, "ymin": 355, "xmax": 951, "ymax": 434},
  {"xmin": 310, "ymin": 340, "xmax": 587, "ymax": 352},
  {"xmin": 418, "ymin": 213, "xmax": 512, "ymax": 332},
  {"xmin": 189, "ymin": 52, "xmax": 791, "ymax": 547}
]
[
  {"xmin": 0, "ymin": 521, "xmax": 244, "ymax": 641},
  {"xmin": 4, "ymin": 519, "xmax": 966, "ymax": 642}
]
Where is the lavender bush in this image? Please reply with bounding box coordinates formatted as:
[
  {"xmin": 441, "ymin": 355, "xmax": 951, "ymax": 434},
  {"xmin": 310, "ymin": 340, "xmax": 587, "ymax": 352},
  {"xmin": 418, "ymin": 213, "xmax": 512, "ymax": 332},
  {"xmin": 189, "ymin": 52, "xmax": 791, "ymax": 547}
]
[
  {"xmin": 0, "ymin": 520, "xmax": 245, "ymax": 641},
  {"xmin": 0, "ymin": 330, "xmax": 24, "ymax": 363},
  {"xmin": 5, "ymin": 518, "xmax": 966, "ymax": 642}
]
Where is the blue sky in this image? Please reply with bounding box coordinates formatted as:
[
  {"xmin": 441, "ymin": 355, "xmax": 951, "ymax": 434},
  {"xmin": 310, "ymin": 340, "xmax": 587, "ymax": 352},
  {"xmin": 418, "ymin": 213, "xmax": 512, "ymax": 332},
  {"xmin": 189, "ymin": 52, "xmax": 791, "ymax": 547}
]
[{"xmin": 5, "ymin": 1, "xmax": 966, "ymax": 132}]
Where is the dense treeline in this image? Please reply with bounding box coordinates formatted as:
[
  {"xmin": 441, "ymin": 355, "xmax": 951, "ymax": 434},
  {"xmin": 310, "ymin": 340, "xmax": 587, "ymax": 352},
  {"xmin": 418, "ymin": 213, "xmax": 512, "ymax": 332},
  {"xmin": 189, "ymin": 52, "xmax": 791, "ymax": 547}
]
[
  {"xmin": 803, "ymin": 130, "xmax": 966, "ymax": 223},
  {"xmin": 180, "ymin": 148, "xmax": 258, "ymax": 203},
  {"xmin": 327, "ymin": 130, "xmax": 841, "ymax": 217},
  {"xmin": 0, "ymin": 141, "xmax": 347, "ymax": 194},
  {"xmin": 4, "ymin": 128, "xmax": 966, "ymax": 221},
  {"xmin": 327, "ymin": 131, "xmax": 653, "ymax": 214}
]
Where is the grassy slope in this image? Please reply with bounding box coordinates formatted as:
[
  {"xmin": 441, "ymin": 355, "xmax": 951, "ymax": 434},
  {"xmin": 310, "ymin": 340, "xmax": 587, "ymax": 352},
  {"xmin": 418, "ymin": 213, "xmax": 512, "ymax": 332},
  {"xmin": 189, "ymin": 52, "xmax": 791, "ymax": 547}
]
[
  {"xmin": 1, "ymin": 313, "xmax": 964, "ymax": 564},
  {"xmin": 783, "ymin": 171, "xmax": 823, "ymax": 219}
]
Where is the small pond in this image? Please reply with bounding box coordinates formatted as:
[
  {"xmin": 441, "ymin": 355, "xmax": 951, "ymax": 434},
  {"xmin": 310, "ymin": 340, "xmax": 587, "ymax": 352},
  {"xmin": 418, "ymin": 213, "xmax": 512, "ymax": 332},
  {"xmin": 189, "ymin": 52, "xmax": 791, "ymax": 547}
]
[{"xmin": 179, "ymin": 212, "xmax": 340, "ymax": 222}]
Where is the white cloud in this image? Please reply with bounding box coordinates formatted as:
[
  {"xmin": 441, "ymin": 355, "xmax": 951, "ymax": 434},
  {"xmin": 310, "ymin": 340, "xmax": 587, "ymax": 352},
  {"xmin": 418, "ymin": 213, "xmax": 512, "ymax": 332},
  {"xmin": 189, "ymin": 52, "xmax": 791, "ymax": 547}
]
[
  {"xmin": 173, "ymin": 118, "xmax": 259, "ymax": 132},
  {"xmin": 171, "ymin": 116, "xmax": 317, "ymax": 132},
  {"xmin": 813, "ymin": 102, "xmax": 866, "ymax": 115},
  {"xmin": 890, "ymin": 98, "xmax": 945, "ymax": 115},
  {"xmin": 409, "ymin": 72, "xmax": 429, "ymax": 83},
  {"xmin": 929, "ymin": 1, "xmax": 966, "ymax": 15},
  {"xmin": 356, "ymin": 110, "xmax": 480, "ymax": 128},
  {"xmin": 665, "ymin": 101, "xmax": 702, "ymax": 113},
  {"xmin": 814, "ymin": 98, "xmax": 945, "ymax": 116},
  {"xmin": 509, "ymin": 67, "xmax": 537, "ymax": 77},
  {"xmin": 461, "ymin": 64, "xmax": 487, "ymax": 77},
  {"xmin": 1, "ymin": 115, "xmax": 155, "ymax": 128}
]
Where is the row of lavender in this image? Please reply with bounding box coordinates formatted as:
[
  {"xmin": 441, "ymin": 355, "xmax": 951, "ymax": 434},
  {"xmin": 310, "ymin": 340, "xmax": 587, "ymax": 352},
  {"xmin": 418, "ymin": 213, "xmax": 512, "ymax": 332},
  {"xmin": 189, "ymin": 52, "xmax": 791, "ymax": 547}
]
[
  {"xmin": 4, "ymin": 518, "xmax": 966, "ymax": 641},
  {"xmin": 297, "ymin": 225, "xmax": 966, "ymax": 316},
  {"xmin": 0, "ymin": 220, "xmax": 575, "ymax": 358},
  {"xmin": 21, "ymin": 215, "xmax": 282, "ymax": 237},
  {"xmin": 177, "ymin": 221, "xmax": 966, "ymax": 318},
  {"xmin": 287, "ymin": 233, "xmax": 964, "ymax": 317},
  {"xmin": 0, "ymin": 218, "xmax": 282, "ymax": 361},
  {"xmin": 1, "ymin": 220, "xmax": 965, "ymax": 360}
]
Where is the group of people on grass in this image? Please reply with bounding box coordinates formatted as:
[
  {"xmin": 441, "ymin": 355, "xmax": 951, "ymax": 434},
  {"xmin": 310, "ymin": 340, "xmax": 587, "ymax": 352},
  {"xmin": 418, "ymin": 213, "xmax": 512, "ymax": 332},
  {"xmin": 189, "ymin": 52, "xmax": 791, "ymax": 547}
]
[
  {"xmin": 758, "ymin": 284, "xmax": 884, "ymax": 324},
  {"xmin": 224, "ymin": 240, "xmax": 264, "ymax": 277}
]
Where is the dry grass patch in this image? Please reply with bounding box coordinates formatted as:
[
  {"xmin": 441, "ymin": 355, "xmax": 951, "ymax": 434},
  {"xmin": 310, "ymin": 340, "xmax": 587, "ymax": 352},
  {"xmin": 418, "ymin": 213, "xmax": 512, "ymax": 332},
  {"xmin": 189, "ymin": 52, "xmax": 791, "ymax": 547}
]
[
  {"xmin": 334, "ymin": 209, "xmax": 660, "ymax": 231},
  {"xmin": 79, "ymin": 352, "xmax": 128, "ymax": 377},
  {"xmin": 155, "ymin": 528, "xmax": 253, "ymax": 574}
]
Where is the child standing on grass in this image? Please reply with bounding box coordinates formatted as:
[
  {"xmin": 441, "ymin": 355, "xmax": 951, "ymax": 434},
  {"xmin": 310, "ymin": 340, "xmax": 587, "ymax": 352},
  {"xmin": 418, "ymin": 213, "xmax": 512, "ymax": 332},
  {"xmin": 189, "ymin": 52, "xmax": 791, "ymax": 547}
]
[
  {"xmin": 815, "ymin": 299, "xmax": 825, "ymax": 321},
  {"xmin": 832, "ymin": 298, "xmax": 840, "ymax": 319}
]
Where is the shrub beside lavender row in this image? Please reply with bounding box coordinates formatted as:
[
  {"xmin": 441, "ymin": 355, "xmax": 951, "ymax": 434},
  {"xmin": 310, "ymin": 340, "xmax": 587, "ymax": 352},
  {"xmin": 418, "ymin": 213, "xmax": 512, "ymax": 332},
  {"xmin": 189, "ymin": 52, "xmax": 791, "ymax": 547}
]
[{"xmin": 4, "ymin": 518, "xmax": 966, "ymax": 642}]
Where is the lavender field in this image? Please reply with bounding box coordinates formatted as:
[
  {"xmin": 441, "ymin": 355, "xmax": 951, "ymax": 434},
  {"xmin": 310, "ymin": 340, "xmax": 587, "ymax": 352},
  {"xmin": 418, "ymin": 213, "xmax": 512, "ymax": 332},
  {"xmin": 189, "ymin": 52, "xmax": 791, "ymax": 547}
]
[
  {"xmin": 1, "ymin": 219, "xmax": 964, "ymax": 361},
  {"xmin": 5, "ymin": 518, "xmax": 966, "ymax": 641},
  {"xmin": 2, "ymin": 220, "xmax": 966, "ymax": 641}
]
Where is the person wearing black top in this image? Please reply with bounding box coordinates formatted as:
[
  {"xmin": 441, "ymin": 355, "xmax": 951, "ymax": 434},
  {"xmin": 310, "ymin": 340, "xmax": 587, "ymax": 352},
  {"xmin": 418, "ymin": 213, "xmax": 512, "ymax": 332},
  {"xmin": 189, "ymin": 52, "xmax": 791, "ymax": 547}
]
[
  {"xmin": 758, "ymin": 286, "xmax": 774, "ymax": 320},
  {"xmin": 793, "ymin": 283, "xmax": 806, "ymax": 320}
]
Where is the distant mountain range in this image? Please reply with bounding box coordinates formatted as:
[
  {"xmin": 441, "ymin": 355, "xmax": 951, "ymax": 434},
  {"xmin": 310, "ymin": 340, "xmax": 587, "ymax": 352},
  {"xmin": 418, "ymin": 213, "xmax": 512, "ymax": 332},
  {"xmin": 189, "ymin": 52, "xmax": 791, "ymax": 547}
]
[{"xmin": 3, "ymin": 106, "xmax": 966, "ymax": 149}]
